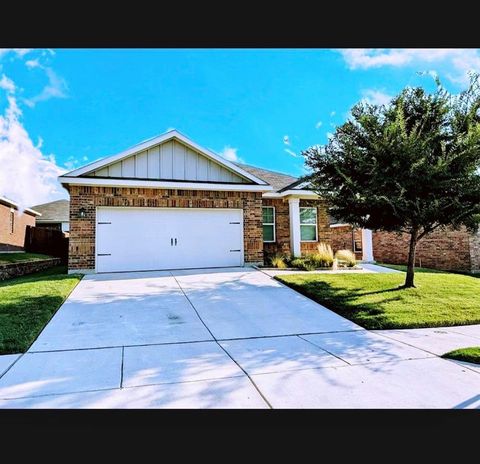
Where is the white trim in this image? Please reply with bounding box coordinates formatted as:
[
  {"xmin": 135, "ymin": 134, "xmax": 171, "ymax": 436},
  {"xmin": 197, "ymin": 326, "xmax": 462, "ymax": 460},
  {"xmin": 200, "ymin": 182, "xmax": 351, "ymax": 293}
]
[
  {"xmin": 288, "ymin": 198, "xmax": 301, "ymax": 257},
  {"xmin": 329, "ymin": 223, "xmax": 351, "ymax": 228},
  {"xmin": 300, "ymin": 206, "xmax": 318, "ymax": 242},
  {"xmin": 263, "ymin": 190, "xmax": 319, "ymax": 199},
  {"xmin": 262, "ymin": 205, "xmax": 276, "ymax": 243},
  {"xmin": 59, "ymin": 176, "xmax": 273, "ymax": 192},
  {"xmin": 62, "ymin": 130, "xmax": 267, "ymax": 185},
  {"xmin": 0, "ymin": 196, "xmax": 41, "ymax": 216}
]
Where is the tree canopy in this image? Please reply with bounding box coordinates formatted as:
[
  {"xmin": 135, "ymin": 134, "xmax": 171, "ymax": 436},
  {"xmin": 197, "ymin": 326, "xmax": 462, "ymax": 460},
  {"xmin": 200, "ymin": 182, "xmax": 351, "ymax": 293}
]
[{"xmin": 302, "ymin": 74, "xmax": 480, "ymax": 287}]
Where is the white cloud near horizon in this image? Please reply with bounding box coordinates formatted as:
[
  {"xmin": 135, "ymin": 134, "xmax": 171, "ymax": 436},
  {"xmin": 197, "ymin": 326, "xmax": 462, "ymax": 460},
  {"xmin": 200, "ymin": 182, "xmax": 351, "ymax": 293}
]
[
  {"xmin": 219, "ymin": 145, "xmax": 243, "ymax": 163},
  {"xmin": 315, "ymin": 121, "xmax": 323, "ymax": 129},
  {"xmin": 0, "ymin": 74, "xmax": 15, "ymax": 93},
  {"xmin": 0, "ymin": 77, "xmax": 67, "ymax": 211},
  {"xmin": 362, "ymin": 89, "xmax": 392, "ymax": 106},
  {"xmin": 339, "ymin": 49, "xmax": 480, "ymax": 84}
]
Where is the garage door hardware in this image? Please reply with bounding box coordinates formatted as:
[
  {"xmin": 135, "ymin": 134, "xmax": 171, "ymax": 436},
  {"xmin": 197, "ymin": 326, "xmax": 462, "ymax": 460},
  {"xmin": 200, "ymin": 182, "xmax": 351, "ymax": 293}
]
[
  {"xmin": 97, "ymin": 253, "xmax": 111, "ymax": 256},
  {"xmin": 170, "ymin": 238, "xmax": 178, "ymax": 246},
  {"xmin": 229, "ymin": 222, "xmax": 240, "ymax": 224},
  {"xmin": 97, "ymin": 222, "xmax": 111, "ymax": 225},
  {"xmin": 230, "ymin": 249, "xmax": 241, "ymax": 252}
]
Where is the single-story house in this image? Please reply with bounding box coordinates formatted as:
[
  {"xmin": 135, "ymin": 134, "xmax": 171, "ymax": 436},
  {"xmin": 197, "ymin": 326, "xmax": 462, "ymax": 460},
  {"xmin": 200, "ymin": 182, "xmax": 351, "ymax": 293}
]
[
  {"xmin": 329, "ymin": 222, "xmax": 480, "ymax": 273},
  {"xmin": 31, "ymin": 199, "xmax": 70, "ymax": 234},
  {"xmin": 0, "ymin": 196, "xmax": 41, "ymax": 252},
  {"xmin": 59, "ymin": 130, "xmax": 375, "ymax": 274}
]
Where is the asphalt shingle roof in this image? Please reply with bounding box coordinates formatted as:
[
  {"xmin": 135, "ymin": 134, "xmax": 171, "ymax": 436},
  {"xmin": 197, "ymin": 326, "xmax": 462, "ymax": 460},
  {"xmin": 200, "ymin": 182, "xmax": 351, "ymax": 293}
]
[
  {"xmin": 234, "ymin": 163, "xmax": 299, "ymax": 192},
  {"xmin": 31, "ymin": 199, "xmax": 69, "ymax": 222}
]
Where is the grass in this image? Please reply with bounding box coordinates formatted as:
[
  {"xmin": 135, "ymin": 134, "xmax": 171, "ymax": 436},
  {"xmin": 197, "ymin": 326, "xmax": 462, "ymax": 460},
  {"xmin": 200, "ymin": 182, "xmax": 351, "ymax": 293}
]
[
  {"xmin": 0, "ymin": 252, "xmax": 52, "ymax": 265},
  {"xmin": 0, "ymin": 266, "xmax": 82, "ymax": 355},
  {"xmin": 442, "ymin": 347, "xmax": 480, "ymax": 365},
  {"xmin": 376, "ymin": 263, "xmax": 446, "ymax": 273},
  {"xmin": 276, "ymin": 270, "xmax": 480, "ymax": 330}
]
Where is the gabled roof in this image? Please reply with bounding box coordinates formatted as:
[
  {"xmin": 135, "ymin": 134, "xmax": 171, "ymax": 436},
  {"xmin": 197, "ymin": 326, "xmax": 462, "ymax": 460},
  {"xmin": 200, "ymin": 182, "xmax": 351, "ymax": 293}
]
[
  {"xmin": 234, "ymin": 163, "xmax": 299, "ymax": 192},
  {"xmin": 31, "ymin": 199, "xmax": 69, "ymax": 222},
  {"xmin": 0, "ymin": 196, "xmax": 41, "ymax": 216},
  {"xmin": 62, "ymin": 130, "xmax": 268, "ymax": 186}
]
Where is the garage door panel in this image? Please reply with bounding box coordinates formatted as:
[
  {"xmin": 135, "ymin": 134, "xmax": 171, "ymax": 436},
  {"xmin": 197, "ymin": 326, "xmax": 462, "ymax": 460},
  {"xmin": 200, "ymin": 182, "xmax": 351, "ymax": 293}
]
[{"xmin": 96, "ymin": 208, "xmax": 243, "ymax": 273}]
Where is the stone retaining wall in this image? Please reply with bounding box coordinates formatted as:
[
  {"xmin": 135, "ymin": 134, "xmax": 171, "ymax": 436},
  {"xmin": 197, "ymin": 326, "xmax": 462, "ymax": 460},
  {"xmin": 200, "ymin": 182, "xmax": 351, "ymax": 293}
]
[{"xmin": 0, "ymin": 258, "xmax": 61, "ymax": 281}]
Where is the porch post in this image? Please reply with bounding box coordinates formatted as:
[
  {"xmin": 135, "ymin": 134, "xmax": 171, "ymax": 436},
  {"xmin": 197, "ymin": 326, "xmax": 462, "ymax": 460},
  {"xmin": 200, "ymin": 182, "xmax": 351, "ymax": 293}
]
[
  {"xmin": 361, "ymin": 228, "xmax": 374, "ymax": 262},
  {"xmin": 288, "ymin": 197, "xmax": 301, "ymax": 257}
]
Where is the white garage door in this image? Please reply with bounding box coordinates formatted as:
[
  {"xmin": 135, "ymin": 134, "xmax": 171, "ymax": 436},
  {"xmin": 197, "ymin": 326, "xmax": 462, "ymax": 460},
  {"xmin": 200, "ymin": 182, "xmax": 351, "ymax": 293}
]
[{"xmin": 96, "ymin": 207, "xmax": 244, "ymax": 273}]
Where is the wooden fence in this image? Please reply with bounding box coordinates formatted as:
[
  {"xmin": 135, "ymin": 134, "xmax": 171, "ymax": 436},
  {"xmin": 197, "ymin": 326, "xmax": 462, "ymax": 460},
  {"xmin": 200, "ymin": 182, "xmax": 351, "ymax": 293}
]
[{"xmin": 24, "ymin": 226, "xmax": 69, "ymax": 264}]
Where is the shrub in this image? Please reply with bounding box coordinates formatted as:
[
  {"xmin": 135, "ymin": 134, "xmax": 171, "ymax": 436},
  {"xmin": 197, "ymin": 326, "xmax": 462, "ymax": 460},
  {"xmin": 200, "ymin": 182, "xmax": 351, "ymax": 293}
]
[
  {"xmin": 335, "ymin": 249, "xmax": 357, "ymax": 267},
  {"xmin": 270, "ymin": 254, "xmax": 288, "ymax": 269},
  {"xmin": 291, "ymin": 257, "xmax": 317, "ymax": 271},
  {"xmin": 311, "ymin": 242, "xmax": 334, "ymax": 267}
]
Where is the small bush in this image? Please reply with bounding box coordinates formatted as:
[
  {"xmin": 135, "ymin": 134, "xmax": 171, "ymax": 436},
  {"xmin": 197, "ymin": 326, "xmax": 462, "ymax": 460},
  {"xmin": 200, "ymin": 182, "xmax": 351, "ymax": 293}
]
[
  {"xmin": 270, "ymin": 254, "xmax": 288, "ymax": 269},
  {"xmin": 335, "ymin": 249, "xmax": 357, "ymax": 267},
  {"xmin": 291, "ymin": 257, "xmax": 317, "ymax": 271},
  {"xmin": 311, "ymin": 242, "xmax": 334, "ymax": 267}
]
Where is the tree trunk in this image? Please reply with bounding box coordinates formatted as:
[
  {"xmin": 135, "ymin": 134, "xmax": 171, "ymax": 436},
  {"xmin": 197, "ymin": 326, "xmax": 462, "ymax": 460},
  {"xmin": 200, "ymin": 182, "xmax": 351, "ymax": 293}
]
[{"xmin": 404, "ymin": 228, "xmax": 418, "ymax": 288}]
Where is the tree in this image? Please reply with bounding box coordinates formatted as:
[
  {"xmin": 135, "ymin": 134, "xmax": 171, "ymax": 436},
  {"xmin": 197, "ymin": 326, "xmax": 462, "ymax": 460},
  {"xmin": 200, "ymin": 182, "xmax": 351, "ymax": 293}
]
[{"xmin": 303, "ymin": 74, "xmax": 480, "ymax": 287}]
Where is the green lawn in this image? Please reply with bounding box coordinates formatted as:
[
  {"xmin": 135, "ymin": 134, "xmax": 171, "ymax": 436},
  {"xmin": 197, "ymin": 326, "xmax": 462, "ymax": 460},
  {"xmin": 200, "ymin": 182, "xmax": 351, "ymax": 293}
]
[
  {"xmin": 376, "ymin": 263, "xmax": 446, "ymax": 273},
  {"xmin": 0, "ymin": 266, "xmax": 82, "ymax": 355},
  {"xmin": 276, "ymin": 270, "xmax": 480, "ymax": 330},
  {"xmin": 0, "ymin": 252, "xmax": 52, "ymax": 264},
  {"xmin": 442, "ymin": 347, "xmax": 480, "ymax": 365}
]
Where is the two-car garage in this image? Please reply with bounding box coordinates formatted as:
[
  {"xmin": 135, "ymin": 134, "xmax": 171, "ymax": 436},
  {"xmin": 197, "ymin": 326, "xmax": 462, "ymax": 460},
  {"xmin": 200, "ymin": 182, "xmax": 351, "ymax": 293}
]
[{"xmin": 95, "ymin": 207, "xmax": 244, "ymax": 273}]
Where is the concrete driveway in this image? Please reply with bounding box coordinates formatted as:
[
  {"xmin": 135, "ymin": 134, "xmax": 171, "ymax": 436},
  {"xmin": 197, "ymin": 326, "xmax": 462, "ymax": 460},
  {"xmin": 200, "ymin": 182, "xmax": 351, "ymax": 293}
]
[{"xmin": 0, "ymin": 267, "xmax": 479, "ymax": 408}]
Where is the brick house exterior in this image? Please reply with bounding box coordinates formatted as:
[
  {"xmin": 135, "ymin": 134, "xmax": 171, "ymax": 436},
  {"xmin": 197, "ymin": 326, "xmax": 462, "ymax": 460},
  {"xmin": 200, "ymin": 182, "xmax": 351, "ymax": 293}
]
[
  {"xmin": 330, "ymin": 225, "xmax": 363, "ymax": 259},
  {"xmin": 0, "ymin": 197, "xmax": 40, "ymax": 252},
  {"xmin": 329, "ymin": 220, "xmax": 480, "ymax": 273},
  {"xmin": 372, "ymin": 227, "xmax": 480, "ymax": 272},
  {"xmin": 69, "ymin": 186, "xmax": 263, "ymax": 270},
  {"xmin": 60, "ymin": 130, "xmax": 332, "ymax": 274}
]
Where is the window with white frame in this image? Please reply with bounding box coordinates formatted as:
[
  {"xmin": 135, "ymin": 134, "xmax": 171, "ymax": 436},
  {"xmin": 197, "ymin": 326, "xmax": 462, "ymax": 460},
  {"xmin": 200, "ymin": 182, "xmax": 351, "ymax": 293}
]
[
  {"xmin": 262, "ymin": 206, "xmax": 275, "ymax": 242},
  {"xmin": 300, "ymin": 207, "xmax": 317, "ymax": 241}
]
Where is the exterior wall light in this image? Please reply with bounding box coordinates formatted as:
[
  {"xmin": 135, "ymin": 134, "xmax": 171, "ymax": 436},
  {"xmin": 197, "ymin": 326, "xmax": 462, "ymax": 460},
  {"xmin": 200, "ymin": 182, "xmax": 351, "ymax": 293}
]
[{"xmin": 78, "ymin": 207, "xmax": 87, "ymax": 219}]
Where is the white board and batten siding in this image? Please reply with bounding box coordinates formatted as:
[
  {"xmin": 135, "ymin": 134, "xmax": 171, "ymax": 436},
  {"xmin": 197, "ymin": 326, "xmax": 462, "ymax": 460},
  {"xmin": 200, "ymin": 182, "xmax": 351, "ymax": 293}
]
[{"xmin": 90, "ymin": 140, "xmax": 247, "ymax": 183}]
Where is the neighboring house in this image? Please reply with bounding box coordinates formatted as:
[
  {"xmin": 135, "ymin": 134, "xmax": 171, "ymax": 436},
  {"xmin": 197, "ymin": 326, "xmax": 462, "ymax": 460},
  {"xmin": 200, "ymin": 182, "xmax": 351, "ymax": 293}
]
[
  {"xmin": 31, "ymin": 199, "xmax": 70, "ymax": 233},
  {"xmin": 329, "ymin": 221, "xmax": 480, "ymax": 273},
  {"xmin": 58, "ymin": 130, "xmax": 377, "ymax": 274},
  {"xmin": 0, "ymin": 197, "xmax": 41, "ymax": 252}
]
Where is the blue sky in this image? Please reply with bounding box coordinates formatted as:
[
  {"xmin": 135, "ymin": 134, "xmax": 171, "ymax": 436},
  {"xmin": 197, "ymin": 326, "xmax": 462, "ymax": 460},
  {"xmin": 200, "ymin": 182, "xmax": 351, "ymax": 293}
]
[{"xmin": 1, "ymin": 48, "xmax": 479, "ymax": 207}]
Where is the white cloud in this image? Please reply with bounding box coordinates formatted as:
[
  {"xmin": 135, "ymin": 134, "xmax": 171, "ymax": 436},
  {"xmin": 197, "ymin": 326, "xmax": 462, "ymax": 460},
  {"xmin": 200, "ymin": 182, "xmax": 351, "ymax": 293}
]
[
  {"xmin": 24, "ymin": 67, "xmax": 68, "ymax": 107},
  {"xmin": 315, "ymin": 121, "xmax": 323, "ymax": 129},
  {"xmin": 330, "ymin": 111, "xmax": 336, "ymax": 117},
  {"xmin": 362, "ymin": 89, "xmax": 392, "ymax": 106},
  {"xmin": 284, "ymin": 148, "xmax": 298, "ymax": 158},
  {"xmin": 283, "ymin": 135, "xmax": 290, "ymax": 145},
  {"xmin": 219, "ymin": 145, "xmax": 243, "ymax": 163},
  {"xmin": 326, "ymin": 132, "xmax": 334, "ymax": 139},
  {"xmin": 0, "ymin": 81, "xmax": 66, "ymax": 211},
  {"xmin": 338, "ymin": 49, "xmax": 480, "ymax": 84},
  {"xmin": 0, "ymin": 74, "xmax": 15, "ymax": 93},
  {"xmin": 25, "ymin": 59, "xmax": 40, "ymax": 69},
  {"xmin": 0, "ymin": 49, "xmax": 32, "ymax": 59}
]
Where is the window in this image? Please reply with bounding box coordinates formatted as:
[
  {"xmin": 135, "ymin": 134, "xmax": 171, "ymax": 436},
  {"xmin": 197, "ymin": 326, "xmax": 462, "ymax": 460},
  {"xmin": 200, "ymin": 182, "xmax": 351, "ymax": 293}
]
[
  {"xmin": 9, "ymin": 210, "xmax": 14, "ymax": 234},
  {"xmin": 262, "ymin": 206, "xmax": 275, "ymax": 242},
  {"xmin": 300, "ymin": 207, "xmax": 317, "ymax": 241}
]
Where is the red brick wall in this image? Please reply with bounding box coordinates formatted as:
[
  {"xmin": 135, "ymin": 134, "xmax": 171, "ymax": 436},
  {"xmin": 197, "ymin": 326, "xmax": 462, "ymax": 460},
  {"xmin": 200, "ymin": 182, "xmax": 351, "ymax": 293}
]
[
  {"xmin": 262, "ymin": 198, "xmax": 331, "ymax": 257},
  {"xmin": 330, "ymin": 225, "xmax": 363, "ymax": 259},
  {"xmin": 0, "ymin": 203, "xmax": 36, "ymax": 252},
  {"xmin": 68, "ymin": 186, "xmax": 263, "ymax": 270},
  {"xmin": 372, "ymin": 228, "xmax": 472, "ymax": 271}
]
